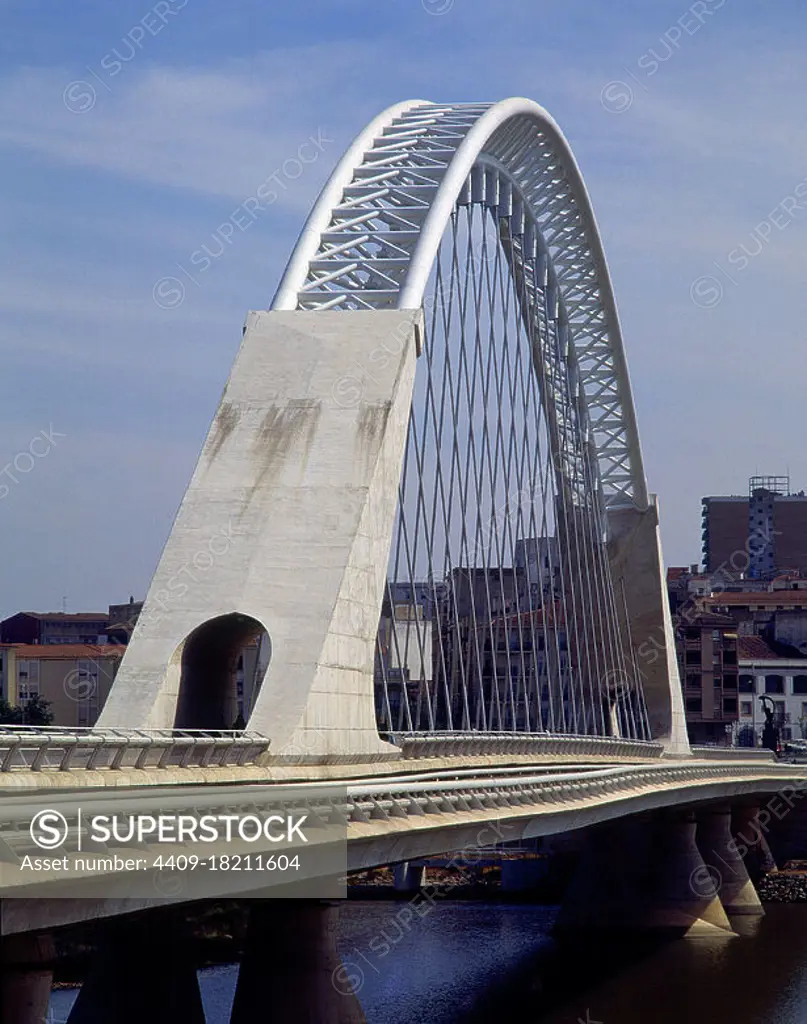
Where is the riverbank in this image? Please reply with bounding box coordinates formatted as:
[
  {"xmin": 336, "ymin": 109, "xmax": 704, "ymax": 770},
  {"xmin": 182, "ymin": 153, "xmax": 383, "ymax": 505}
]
[{"xmin": 758, "ymin": 866, "xmax": 807, "ymax": 902}]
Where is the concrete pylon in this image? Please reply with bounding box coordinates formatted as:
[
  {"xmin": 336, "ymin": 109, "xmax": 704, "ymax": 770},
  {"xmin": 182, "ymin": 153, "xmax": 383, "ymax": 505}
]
[
  {"xmin": 0, "ymin": 932, "xmax": 55, "ymax": 1024},
  {"xmin": 556, "ymin": 813, "xmax": 734, "ymax": 936},
  {"xmin": 607, "ymin": 499, "xmax": 691, "ymax": 756},
  {"xmin": 231, "ymin": 901, "xmax": 367, "ymax": 1024},
  {"xmin": 67, "ymin": 915, "xmax": 205, "ymax": 1024},
  {"xmin": 696, "ymin": 806, "xmax": 764, "ymax": 916},
  {"xmin": 732, "ymin": 804, "xmax": 777, "ymax": 882},
  {"xmin": 98, "ymin": 310, "xmax": 423, "ymax": 762}
]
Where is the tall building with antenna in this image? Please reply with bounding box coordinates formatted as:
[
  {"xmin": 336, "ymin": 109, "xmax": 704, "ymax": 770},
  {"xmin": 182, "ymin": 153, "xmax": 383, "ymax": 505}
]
[{"xmin": 701, "ymin": 475, "xmax": 807, "ymax": 579}]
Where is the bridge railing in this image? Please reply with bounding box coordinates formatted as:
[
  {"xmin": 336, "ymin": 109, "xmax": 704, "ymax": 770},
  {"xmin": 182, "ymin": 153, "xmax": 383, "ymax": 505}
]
[
  {"xmin": 690, "ymin": 744, "xmax": 775, "ymax": 762},
  {"xmin": 386, "ymin": 732, "xmax": 665, "ymax": 760},
  {"xmin": 0, "ymin": 726, "xmax": 270, "ymax": 771}
]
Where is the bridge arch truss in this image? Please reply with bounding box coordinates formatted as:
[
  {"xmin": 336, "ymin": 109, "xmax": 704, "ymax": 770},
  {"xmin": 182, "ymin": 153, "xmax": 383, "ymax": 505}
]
[
  {"xmin": 272, "ymin": 99, "xmax": 654, "ymax": 741},
  {"xmin": 273, "ymin": 98, "xmax": 646, "ymax": 511}
]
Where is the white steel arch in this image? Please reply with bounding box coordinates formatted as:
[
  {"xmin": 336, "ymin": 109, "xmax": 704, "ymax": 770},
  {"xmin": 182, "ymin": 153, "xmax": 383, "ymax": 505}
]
[{"xmin": 272, "ymin": 98, "xmax": 647, "ymax": 511}]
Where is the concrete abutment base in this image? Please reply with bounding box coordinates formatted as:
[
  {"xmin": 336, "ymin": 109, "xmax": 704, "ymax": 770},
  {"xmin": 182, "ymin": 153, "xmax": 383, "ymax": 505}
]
[{"xmin": 230, "ymin": 901, "xmax": 367, "ymax": 1024}]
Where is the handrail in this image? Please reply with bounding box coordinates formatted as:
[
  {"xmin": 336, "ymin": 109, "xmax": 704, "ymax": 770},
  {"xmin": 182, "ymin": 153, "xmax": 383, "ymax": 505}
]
[{"xmin": 0, "ymin": 727, "xmax": 270, "ymax": 771}]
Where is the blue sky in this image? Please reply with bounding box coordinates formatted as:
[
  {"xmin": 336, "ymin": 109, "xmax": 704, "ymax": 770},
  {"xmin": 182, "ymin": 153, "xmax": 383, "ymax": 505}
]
[{"xmin": 2, "ymin": 0, "xmax": 807, "ymax": 618}]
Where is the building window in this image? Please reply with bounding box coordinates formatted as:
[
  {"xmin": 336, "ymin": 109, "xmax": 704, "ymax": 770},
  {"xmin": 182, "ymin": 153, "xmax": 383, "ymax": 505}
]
[
  {"xmin": 686, "ymin": 697, "xmax": 702, "ymax": 713},
  {"xmin": 740, "ymin": 701, "xmax": 753, "ymax": 716},
  {"xmin": 739, "ymin": 675, "xmax": 755, "ymax": 693},
  {"xmin": 686, "ymin": 674, "xmax": 701, "ymax": 689},
  {"xmin": 793, "ymin": 676, "xmax": 807, "ymax": 695},
  {"xmin": 765, "ymin": 674, "xmax": 785, "ymax": 694},
  {"xmin": 685, "ymin": 651, "xmax": 701, "ymax": 665},
  {"xmin": 723, "ymin": 697, "xmax": 738, "ymax": 713},
  {"xmin": 17, "ymin": 659, "xmax": 40, "ymax": 703},
  {"xmin": 723, "ymin": 675, "xmax": 737, "ymax": 690},
  {"xmin": 713, "ymin": 676, "xmax": 722, "ymax": 688}
]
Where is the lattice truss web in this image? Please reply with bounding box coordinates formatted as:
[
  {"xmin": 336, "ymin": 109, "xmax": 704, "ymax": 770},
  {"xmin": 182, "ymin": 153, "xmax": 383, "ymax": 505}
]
[
  {"xmin": 290, "ymin": 101, "xmax": 641, "ymax": 509},
  {"xmin": 280, "ymin": 100, "xmax": 651, "ymax": 738},
  {"xmin": 375, "ymin": 205, "xmax": 650, "ymax": 738}
]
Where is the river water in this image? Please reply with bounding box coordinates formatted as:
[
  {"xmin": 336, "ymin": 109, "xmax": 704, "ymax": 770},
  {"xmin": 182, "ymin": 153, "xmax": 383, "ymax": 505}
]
[{"xmin": 48, "ymin": 901, "xmax": 807, "ymax": 1023}]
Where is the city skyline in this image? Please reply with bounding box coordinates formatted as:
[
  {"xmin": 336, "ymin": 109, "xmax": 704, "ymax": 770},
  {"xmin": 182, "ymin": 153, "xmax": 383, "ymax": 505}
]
[{"xmin": 3, "ymin": 0, "xmax": 807, "ymax": 618}]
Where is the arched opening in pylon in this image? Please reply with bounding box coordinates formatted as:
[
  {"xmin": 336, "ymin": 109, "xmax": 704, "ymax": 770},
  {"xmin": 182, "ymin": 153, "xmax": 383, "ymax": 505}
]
[{"xmin": 173, "ymin": 613, "xmax": 270, "ymax": 730}]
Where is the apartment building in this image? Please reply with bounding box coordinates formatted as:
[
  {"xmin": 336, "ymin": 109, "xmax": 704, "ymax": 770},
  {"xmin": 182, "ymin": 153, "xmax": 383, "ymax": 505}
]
[
  {"xmin": 0, "ymin": 611, "xmax": 109, "ymax": 645},
  {"xmin": 0, "ymin": 643, "xmax": 124, "ymax": 726},
  {"xmin": 702, "ymin": 475, "xmax": 807, "ymax": 578},
  {"xmin": 674, "ymin": 610, "xmax": 739, "ymax": 745},
  {"xmin": 737, "ymin": 636, "xmax": 807, "ymax": 746}
]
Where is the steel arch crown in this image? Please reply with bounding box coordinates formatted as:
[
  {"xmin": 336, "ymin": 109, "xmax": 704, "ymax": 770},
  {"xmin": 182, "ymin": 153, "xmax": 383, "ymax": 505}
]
[{"xmin": 272, "ymin": 98, "xmax": 647, "ymax": 511}]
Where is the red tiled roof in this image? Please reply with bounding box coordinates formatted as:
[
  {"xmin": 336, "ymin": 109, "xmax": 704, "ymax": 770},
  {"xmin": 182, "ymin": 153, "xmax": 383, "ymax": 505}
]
[
  {"xmin": 16, "ymin": 612, "xmax": 109, "ymax": 621},
  {"xmin": 6, "ymin": 644, "xmax": 125, "ymax": 659},
  {"xmin": 667, "ymin": 567, "xmax": 688, "ymax": 580},
  {"xmin": 738, "ymin": 636, "xmax": 791, "ymax": 660},
  {"xmin": 704, "ymin": 593, "xmax": 807, "ymax": 606}
]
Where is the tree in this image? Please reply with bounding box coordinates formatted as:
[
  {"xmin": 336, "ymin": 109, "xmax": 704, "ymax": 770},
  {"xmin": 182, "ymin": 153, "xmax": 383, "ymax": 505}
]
[
  {"xmin": 22, "ymin": 695, "xmax": 53, "ymax": 726},
  {"xmin": 0, "ymin": 699, "xmax": 22, "ymax": 725}
]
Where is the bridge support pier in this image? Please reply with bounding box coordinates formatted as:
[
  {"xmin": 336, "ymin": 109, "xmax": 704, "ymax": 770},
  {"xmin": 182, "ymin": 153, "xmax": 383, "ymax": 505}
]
[
  {"xmin": 231, "ymin": 901, "xmax": 366, "ymax": 1024},
  {"xmin": 646, "ymin": 812, "xmax": 733, "ymax": 935},
  {"xmin": 393, "ymin": 862, "xmax": 425, "ymax": 892},
  {"xmin": 556, "ymin": 813, "xmax": 734, "ymax": 936},
  {"xmin": 0, "ymin": 932, "xmax": 55, "ymax": 1024},
  {"xmin": 67, "ymin": 915, "xmax": 205, "ymax": 1024},
  {"xmin": 732, "ymin": 805, "xmax": 777, "ymax": 882},
  {"xmin": 554, "ymin": 817, "xmax": 654, "ymax": 933},
  {"xmin": 696, "ymin": 806, "xmax": 764, "ymax": 916}
]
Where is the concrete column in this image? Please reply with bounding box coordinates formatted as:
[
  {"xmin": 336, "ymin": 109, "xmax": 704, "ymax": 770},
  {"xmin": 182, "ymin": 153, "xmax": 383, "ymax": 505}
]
[
  {"xmin": 0, "ymin": 933, "xmax": 55, "ymax": 1024},
  {"xmin": 231, "ymin": 901, "xmax": 366, "ymax": 1024},
  {"xmin": 732, "ymin": 804, "xmax": 777, "ymax": 882},
  {"xmin": 647, "ymin": 812, "xmax": 733, "ymax": 935},
  {"xmin": 393, "ymin": 862, "xmax": 425, "ymax": 892},
  {"xmin": 556, "ymin": 813, "xmax": 734, "ymax": 936},
  {"xmin": 67, "ymin": 915, "xmax": 204, "ymax": 1024},
  {"xmin": 554, "ymin": 817, "xmax": 655, "ymax": 933},
  {"xmin": 696, "ymin": 806, "xmax": 764, "ymax": 916}
]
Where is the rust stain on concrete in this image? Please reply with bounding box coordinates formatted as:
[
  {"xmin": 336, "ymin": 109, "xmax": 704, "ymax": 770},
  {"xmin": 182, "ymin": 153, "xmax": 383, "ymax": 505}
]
[
  {"xmin": 355, "ymin": 402, "xmax": 391, "ymax": 473},
  {"xmin": 246, "ymin": 399, "xmax": 322, "ymax": 505},
  {"xmin": 205, "ymin": 402, "xmax": 240, "ymax": 465}
]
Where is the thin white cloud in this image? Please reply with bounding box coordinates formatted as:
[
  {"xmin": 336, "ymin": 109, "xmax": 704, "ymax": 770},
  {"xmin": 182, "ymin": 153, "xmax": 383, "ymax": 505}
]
[{"xmin": 0, "ymin": 53, "xmax": 354, "ymax": 204}]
